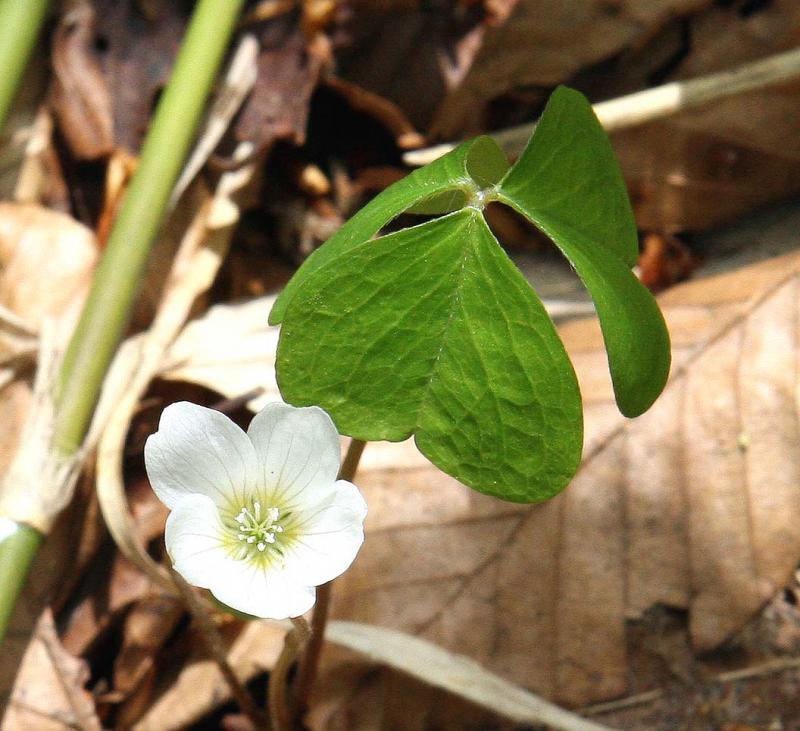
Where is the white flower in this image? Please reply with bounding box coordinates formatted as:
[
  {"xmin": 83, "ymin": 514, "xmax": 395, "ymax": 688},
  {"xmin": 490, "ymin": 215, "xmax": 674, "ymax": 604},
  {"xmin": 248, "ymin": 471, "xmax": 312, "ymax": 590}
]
[{"xmin": 144, "ymin": 401, "xmax": 367, "ymax": 619}]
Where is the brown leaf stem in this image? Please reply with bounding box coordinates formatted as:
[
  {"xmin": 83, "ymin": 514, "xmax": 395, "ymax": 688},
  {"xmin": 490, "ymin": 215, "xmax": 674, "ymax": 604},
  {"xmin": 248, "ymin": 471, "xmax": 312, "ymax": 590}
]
[
  {"xmin": 269, "ymin": 617, "xmax": 311, "ymax": 731},
  {"xmin": 171, "ymin": 570, "xmax": 268, "ymax": 728},
  {"xmin": 291, "ymin": 438, "xmax": 366, "ymax": 724}
]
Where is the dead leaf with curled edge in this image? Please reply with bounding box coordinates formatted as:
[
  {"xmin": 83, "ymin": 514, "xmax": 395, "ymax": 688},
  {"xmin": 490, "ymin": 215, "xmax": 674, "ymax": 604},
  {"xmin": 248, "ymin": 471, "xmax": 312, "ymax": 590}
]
[
  {"xmin": 50, "ymin": 0, "xmax": 114, "ymax": 160},
  {"xmin": 157, "ymin": 296, "xmax": 281, "ymax": 411},
  {"xmin": 426, "ymin": 0, "xmax": 715, "ymax": 138}
]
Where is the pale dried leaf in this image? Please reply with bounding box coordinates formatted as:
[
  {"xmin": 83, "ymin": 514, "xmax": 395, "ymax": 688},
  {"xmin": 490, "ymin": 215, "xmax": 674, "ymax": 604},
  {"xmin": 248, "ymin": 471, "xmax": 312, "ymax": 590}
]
[
  {"xmin": 0, "ymin": 203, "xmax": 96, "ymax": 475},
  {"xmin": 5, "ymin": 609, "xmax": 101, "ymax": 731},
  {"xmin": 0, "ymin": 202, "xmax": 97, "ymax": 336},
  {"xmin": 158, "ymin": 296, "xmax": 280, "ymax": 412}
]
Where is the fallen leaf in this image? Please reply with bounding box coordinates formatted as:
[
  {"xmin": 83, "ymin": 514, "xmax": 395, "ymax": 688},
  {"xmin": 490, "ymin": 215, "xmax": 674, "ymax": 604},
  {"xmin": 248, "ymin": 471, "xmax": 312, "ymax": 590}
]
[
  {"xmin": 0, "ymin": 203, "xmax": 97, "ymax": 473},
  {"xmin": 427, "ymin": 0, "xmax": 714, "ymax": 138},
  {"xmin": 0, "ymin": 202, "xmax": 97, "ymax": 334},
  {"xmin": 232, "ymin": 15, "xmax": 327, "ymax": 154},
  {"xmin": 613, "ymin": 0, "xmax": 800, "ymax": 232},
  {"xmin": 128, "ymin": 621, "xmax": 285, "ymax": 730},
  {"xmin": 4, "ymin": 609, "xmax": 101, "ymax": 730},
  {"xmin": 319, "ymin": 621, "xmax": 613, "ymax": 731},
  {"xmin": 158, "ymin": 296, "xmax": 280, "ymax": 412},
  {"xmin": 93, "ymin": 0, "xmax": 188, "ymax": 153},
  {"xmin": 50, "ymin": 0, "xmax": 114, "ymax": 160},
  {"xmin": 112, "ymin": 591, "xmax": 184, "ymax": 704}
]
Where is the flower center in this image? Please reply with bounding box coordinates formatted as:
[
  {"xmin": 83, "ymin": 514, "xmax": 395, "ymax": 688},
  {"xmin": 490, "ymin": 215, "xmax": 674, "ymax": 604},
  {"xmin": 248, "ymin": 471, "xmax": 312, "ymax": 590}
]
[{"xmin": 233, "ymin": 500, "xmax": 285, "ymax": 554}]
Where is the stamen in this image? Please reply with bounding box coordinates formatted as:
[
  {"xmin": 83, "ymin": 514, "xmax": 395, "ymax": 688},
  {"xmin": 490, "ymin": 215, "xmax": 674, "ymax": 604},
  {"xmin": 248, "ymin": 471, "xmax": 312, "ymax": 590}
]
[{"xmin": 230, "ymin": 501, "xmax": 286, "ymax": 557}]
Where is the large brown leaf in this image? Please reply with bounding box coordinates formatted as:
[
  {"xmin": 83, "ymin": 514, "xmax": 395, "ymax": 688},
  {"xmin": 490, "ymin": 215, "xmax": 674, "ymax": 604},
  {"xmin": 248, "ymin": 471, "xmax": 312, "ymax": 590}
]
[{"xmin": 317, "ymin": 247, "xmax": 800, "ymax": 708}]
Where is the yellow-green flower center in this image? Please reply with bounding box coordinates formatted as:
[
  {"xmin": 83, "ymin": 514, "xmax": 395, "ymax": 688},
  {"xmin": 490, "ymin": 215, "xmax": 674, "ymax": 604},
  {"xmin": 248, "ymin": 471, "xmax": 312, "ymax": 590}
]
[{"xmin": 225, "ymin": 499, "xmax": 292, "ymax": 564}]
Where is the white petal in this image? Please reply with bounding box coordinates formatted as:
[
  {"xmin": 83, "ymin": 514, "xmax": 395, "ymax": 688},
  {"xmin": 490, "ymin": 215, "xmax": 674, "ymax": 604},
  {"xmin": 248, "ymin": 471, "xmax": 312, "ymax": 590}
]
[
  {"xmin": 165, "ymin": 493, "xmax": 228, "ymax": 589},
  {"xmin": 247, "ymin": 402, "xmax": 341, "ymax": 504},
  {"xmin": 281, "ymin": 480, "xmax": 367, "ymax": 586},
  {"xmin": 210, "ymin": 561, "xmax": 317, "ymax": 619},
  {"xmin": 167, "ymin": 494, "xmax": 316, "ymax": 619},
  {"xmin": 145, "ymin": 401, "xmax": 258, "ymax": 510}
]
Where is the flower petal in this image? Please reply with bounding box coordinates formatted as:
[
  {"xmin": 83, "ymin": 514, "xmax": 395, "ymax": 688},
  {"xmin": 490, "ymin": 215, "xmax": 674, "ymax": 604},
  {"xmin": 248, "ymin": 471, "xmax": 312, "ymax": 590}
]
[
  {"xmin": 209, "ymin": 561, "xmax": 317, "ymax": 619},
  {"xmin": 167, "ymin": 493, "xmax": 316, "ymax": 619},
  {"xmin": 281, "ymin": 479, "xmax": 367, "ymax": 586},
  {"xmin": 247, "ymin": 402, "xmax": 341, "ymax": 505},
  {"xmin": 165, "ymin": 493, "xmax": 227, "ymax": 589},
  {"xmin": 145, "ymin": 401, "xmax": 258, "ymax": 510}
]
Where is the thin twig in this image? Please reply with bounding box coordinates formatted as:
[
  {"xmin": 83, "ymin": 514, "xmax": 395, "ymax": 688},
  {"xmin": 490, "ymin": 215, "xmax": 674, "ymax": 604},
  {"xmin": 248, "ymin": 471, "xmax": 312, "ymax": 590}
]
[
  {"xmin": 269, "ymin": 617, "xmax": 311, "ymax": 731},
  {"xmin": 172, "ymin": 570, "xmax": 268, "ymax": 727},
  {"xmin": 581, "ymin": 655, "xmax": 800, "ymax": 717},
  {"xmin": 291, "ymin": 438, "xmax": 366, "ymax": 723},
  {"xmin": 404, "ymin": 46, "xmax": 800, "ymax": 166}
]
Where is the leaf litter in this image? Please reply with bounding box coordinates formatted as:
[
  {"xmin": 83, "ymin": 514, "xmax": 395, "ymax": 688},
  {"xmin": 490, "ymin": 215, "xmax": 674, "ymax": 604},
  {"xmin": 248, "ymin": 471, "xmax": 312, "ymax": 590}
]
[{"xmin": 4, "ymin": 1, "xmax": 800, "ymax": 729}]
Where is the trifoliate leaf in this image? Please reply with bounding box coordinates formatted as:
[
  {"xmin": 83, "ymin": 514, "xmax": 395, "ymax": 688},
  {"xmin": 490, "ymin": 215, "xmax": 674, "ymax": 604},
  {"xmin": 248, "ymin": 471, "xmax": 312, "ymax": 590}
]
[{"xmin": 276, "ymin": 209, "xmax": 582, "ymax": 503}]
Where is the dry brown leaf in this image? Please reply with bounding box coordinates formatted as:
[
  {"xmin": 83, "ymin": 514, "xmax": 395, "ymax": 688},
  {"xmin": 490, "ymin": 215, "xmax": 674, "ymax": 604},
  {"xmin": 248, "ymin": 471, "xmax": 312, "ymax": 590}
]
[
  {"xmin": 427, "ymin": 0, "xmax": 713, "ymax": 138},
  {"xmin": 51, "ymin": 0, "xmax": 114, "ymax": 160},
  {"xmin": 158, "ymin": 296, "xmax": 280, "ymax": 412},
  {"xmin": 294, "ymin": 247, "xmax": 800, "ymax": 712},
  {"xmin": 613, "ymin": 0, "xmax": 800, "ymax": 232},
  {"xmin": 0, "ymin": 203, "xmax": 96, "ymax": 473},
  {"xmin": 4, "ymin": 609, "xmax": 101, "ymax": 731},
  {"xmin": 0, "ymin": 203, "xmax": 97, "ymax": 335},
  {"xmin": 129, "ymin": 621, "xmax": 286, "ymax": 730},
  {"xmin": 93, "ymin": 0, "xmax": 188, "ymax": 154},
  {"xmin": 321, "ymin": 621, "xmax": 613, "ymax": 731},
  {"xmin": 233, "ymin": 15, "xmax": 327, "ymax": 153}
]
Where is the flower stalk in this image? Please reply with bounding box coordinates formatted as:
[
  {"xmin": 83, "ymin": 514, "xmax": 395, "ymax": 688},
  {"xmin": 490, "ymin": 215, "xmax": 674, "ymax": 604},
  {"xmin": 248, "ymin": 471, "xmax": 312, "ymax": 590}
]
[
  {"xmin": 292, "ymin": 438, "xmax": 367, "ymax": 722},
  {"xmin": 0, "ymin": 0, "xmax": 245, "ymax": 645},
  {"xmin": 0, "ymin": 0, "xmax": 49, "ymax": 132}
]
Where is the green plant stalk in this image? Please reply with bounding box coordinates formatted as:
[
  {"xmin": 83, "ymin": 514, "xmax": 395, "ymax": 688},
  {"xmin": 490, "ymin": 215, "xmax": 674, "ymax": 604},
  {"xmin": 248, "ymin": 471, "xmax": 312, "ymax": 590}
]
[
  {"xmin": 0, "ymin": 0, "xmax": 245, "ymax": 644},
  {"xmin": 0, "ymin": 523, "xmax": 42, "ymax": 637},
  {"xmin": 0, "ymin": 0, "xmax": 49, "ymax": 132}
]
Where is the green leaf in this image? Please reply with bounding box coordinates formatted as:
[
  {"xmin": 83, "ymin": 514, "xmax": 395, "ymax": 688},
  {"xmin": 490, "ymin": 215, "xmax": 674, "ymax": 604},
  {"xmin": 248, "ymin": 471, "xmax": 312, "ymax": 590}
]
[
  {"xmin": 497, "ymin": 86, "xmax": 670, "ymax": 416},
  {"xmin": 276, "ymin": 209, "xmax": 583, "ymax": 503},
  {"xmin": 269, "ymin": 135, "xmax": 509, "ymax": 325}
]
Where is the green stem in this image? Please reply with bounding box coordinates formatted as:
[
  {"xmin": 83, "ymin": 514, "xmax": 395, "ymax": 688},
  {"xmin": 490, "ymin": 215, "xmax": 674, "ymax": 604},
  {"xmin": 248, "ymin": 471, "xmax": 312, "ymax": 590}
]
[
  {"xmin": 0, "ymin": 0, "xmax": 245, "ymax": 645},
  {"xmin": 55, "ymin": 0, "xmax": 245, "ymax": 454},
  {"xmin": 0, "ymin": 522, "xmax": 42, "ymax": 636},
  {"xmin": 0, "ymin": 0, "xmax": 49, "ymax": 132}
]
